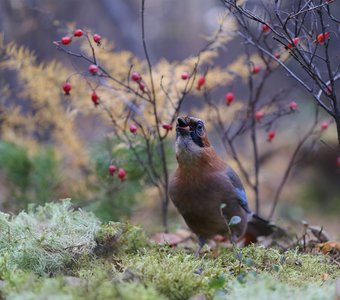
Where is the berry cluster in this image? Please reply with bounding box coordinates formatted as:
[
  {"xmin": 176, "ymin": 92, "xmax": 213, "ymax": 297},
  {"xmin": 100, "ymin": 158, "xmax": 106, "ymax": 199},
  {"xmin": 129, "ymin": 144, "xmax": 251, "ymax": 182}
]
[
  {"xmin": 60, "ymin": 30, "xmax": 101, "ymax": 46},
  {"xmin": 59, "ymin": 30, "xmax": 104, "ymax": 106},
  {"xmin": 131, "ymin": 71, "xmax": 146, "ymax": 92},
  {"xmin": 108, "ymin": 164, "xmax": 126, "ymax": 181}
]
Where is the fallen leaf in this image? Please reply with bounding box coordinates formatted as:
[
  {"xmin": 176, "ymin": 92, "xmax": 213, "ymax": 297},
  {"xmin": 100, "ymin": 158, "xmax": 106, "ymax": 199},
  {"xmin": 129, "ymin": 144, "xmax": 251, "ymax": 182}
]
[
  {"xmin": 316, "ymin": 241, "xmax": 340, "ymax": 254},
  {"xmin": 150, "ymin": 233, "xmax": 183, "ymax": 246},
  {"xmin": 175, "ymin": 229, "xmax": 192, "ymax": 239},
  {"xmin": 321, "ymin": 273, "xmax": 329, "ymax": 281}
]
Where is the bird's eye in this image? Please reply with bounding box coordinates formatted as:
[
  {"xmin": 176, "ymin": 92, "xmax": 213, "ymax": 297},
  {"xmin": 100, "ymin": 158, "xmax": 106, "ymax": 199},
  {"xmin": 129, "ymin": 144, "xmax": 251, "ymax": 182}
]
[{"xmin": 196, "ymin": 123, "xmax": 204, "ymax": 132}]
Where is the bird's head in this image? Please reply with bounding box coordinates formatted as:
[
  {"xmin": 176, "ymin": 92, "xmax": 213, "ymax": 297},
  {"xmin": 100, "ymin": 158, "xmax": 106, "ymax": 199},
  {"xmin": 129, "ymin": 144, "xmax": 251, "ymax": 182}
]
[{"xmin": 175, "ymin": 116, "xmax": 211, "ymax": 163}]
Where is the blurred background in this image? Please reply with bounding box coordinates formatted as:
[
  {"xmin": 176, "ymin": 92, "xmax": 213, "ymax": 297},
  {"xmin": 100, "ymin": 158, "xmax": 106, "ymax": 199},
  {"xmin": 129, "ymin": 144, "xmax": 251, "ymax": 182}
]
[{"xmin": 0, "ymin": 0, "xmax": 339, "ymax": 237}]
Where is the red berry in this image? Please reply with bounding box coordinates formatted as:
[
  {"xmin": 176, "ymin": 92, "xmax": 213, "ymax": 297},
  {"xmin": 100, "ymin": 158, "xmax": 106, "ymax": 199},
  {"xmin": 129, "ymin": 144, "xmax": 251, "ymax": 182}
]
[
  {"xmin": 91, "ymin": 91, "xmax": 100, "ymax": 106},
  {"xmin": 74, "ymin": 29, "xmax": 83, "ymax": 37},
  {"xmin": 289, "ymin": 101, "xmax": 298, "ymax": 111},
  {"xmin": 274, "ymin": 52, "xmax": 281, "ymax": 59},
  {"xmin": 255, "ymin": 111, "xmax": 265, "ymax": 121},
  {"xmin": 108, "ymin": 165, "xmax": 116, "ymax": 175},
  {"xmin": 293, "ymin": 37, "xmax": 300, "ymax": 44},
  {"xmin": 89, "ymin": 64, "xmax": 99, "ymax": 75},
  {"xmin": 252, "ymin": 65, "xmax": 261, "ymax": 74},
  {"xmin": 262, "ymin": 24, "xmax": 270, "ymax": 33},
  {"xmin": 63, "ymin": 82, "xmax": 72, "ymax": 95},
  {"xmin": 139, "ymin": 82, "xmax": 146, "ymax": 92},
  {"xmin": 129, "ymin": 124, "xmax": 138, "ymax": 134},
  {"xmin": 93, "ymin": 34, "xmax": 101, "ymax": 44},
  {"xmin": 321, "ymin": 121, "xmax": 329, "ymax": 130},
  {"xmin": 337, "ymin": 157, "xmax": 340, "ymax": 168},
  {"xmin": 61, "ymin": 36, "xmax": 72, "ymax": 45},
  {"xmin": 288, "ymin": 37, "xmax": 300, "ymax": 49},
  {"xmin": 225, "ymin": 92, "xmax": 234, "ymax": 106},
  {"xmin": 267, "ymin": 130, "xmax": 276, "ymax": 142},
  {"xmin": 131, "ymin": 72, "xmax": 142, "ymax": 82},
  {"xmin": 197, "ymin": 75, "xmax": 205, "ymax": 90},
  {"xmin": 181, "ymin": 72, "xmax": 190, "ymax": 80},
  {"xmin": 118, "ymin": 168, "xmax": 126, "ymax": 181},
  {"xmin": 162, "ymin": 124, "xmax": 173, "ymax": 131},
  {"xmin": 316, "ymin": 32, "xmax": 329, "ymax": 43}
]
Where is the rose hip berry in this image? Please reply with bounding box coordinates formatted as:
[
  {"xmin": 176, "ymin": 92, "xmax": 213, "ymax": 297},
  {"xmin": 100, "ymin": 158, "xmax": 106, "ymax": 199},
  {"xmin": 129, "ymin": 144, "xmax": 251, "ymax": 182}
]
[
  {"xmin": 255, "ymin": 111, "xmax": 265, "ymax": 121},
  {"xmin": 288, "ymin": 37, "xmax": 300, "ymax": 49},
  {"xmin": 267, "ymin": 130, "xmax": 276, "ymax": 142},
  {"xmin": 289, "ymin": 101, "xmax": 298, "ymax": 111},
  {"xmin": 162, "ymin": 124, "xmax": 173, "ymax": 131},
  {"xmin": 131, "ymin": 72, "xmax": 142, "ymax": 82},
  {"xmin": 321, "ymin": 121, "xmax": 329, "ymax": 130},
  {"xmin": 93, "ymin": 34, "xmax": 101, "ymax": 44},
  {"xmin": 74, "ymin": 29, "xmax": 83, "ymax": 37},
  {"xmin": 225, "ymin": 92, "xmax": 234, "ymax": 106},
  {"xmin": 61, "ymin": 36, "xmax": 72, "ymax": 45},
  {"xmin": 129, "ymin": 124, "xmax": 138, "ymax": 134},
  {"xmin": 118, "ymin": 168, "xmax": 126, "ymax": 181},
  {"xmin": 197, "ymin": 75, "xmax": 205, "ymax": 90},
  {"xmin": 91, "ymin": 91, "xmax": 100, "ymax": 106},
  {"xmin": 316, "ymin": 32, "xmax": 329, "ymax": 43},
  {"xmin": 181, "ymin": 72, "xmax": 190, "ymax": 80},
  {"xmin": 89, "ymin": 64, "xmax": 99, "ymax": 75},
  {"xmin": 108, "ymin": 165, "xmax": 116, "ymax": 175},
  {"xmin": 252, "ymin": 65, "xmax": 261, "ymax": 74},
  {"xmin": 63, "ymin": 82, "xmax": 72, "ymax": 95},
  {"xmin": 262, "ymin": 24, "xmax": 270, "ymax": 33}
]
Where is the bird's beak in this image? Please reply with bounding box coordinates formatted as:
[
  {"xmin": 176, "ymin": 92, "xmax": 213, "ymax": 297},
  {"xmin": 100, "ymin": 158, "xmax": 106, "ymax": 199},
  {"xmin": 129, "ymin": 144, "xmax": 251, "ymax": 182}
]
[
  {"xmin": 177, "ymin": 117, "xmax": 188, "ymax": 127},
  {"xmin": 176, "ymin": 117, "xmax": 190, "ymax": 135}
]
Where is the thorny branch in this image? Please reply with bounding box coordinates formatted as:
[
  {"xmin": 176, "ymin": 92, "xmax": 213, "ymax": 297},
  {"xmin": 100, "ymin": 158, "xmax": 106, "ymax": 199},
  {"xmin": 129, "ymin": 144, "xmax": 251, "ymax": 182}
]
[
  {"xmin": 221, "ymin": 0, "xmax": 340, "ymax": 147},
  {"xmin": 55, "ymin": 0, "xmax": 228, "ymax": 232},
  {"xmin": 218, "ymin": 0, "xmax": 340, "ymax": 217}
]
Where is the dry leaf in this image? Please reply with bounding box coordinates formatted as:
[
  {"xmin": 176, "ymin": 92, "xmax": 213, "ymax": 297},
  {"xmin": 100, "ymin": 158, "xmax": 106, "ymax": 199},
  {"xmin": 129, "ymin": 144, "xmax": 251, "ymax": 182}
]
[
  {"xmin": 316, "ymin": 241, "xmax": 340, "ymax": 254},
  {"xmin": 150, "ymin": 233, "xmax": 183, "ymax": 246},
  {"xmin": 320, "ymin": 273, "xmax": 329, "ymax": 281}
]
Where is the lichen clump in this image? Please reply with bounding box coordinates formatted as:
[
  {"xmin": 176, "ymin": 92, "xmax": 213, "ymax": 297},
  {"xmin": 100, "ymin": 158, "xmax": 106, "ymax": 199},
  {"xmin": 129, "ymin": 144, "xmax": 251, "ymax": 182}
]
[{"xmin": 0, "ymin": 199, "xmax": 100, "ymax": 275}]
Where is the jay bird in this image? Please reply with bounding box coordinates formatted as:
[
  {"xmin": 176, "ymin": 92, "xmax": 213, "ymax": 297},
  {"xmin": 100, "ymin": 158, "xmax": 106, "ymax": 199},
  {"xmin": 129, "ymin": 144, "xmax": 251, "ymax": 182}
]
[{"xmin": 169, "ymin": 116, "xmax": 273, "ymax": 256}]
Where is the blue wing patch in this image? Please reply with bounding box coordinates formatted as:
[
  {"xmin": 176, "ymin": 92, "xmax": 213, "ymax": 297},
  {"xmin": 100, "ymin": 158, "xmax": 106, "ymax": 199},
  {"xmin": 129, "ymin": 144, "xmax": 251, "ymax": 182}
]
[
  {"xmin": 234, "ymin": 187, "xmax": 251, "ymax": 214},
  {"xmin": 226, "ymin": 166, "xmax": 252, "ymax": 214}
]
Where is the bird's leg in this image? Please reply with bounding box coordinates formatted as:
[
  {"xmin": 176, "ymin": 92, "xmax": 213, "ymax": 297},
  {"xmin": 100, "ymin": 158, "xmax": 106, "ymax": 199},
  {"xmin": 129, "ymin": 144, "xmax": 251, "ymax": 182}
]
[
  {"xmin": 230, "ymin": 233, "xmax": 238, "ymax": 245},
  {"xmin": 194, "ymin": 236, "xmax": 206, "ymax": 258}
]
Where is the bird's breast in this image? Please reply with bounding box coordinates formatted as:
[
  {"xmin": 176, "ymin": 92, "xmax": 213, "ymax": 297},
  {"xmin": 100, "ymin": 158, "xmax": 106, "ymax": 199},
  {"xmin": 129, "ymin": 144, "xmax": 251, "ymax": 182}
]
[{"xmin": 169, "ymin": 172, "xmax": 247, "ymax": 239}]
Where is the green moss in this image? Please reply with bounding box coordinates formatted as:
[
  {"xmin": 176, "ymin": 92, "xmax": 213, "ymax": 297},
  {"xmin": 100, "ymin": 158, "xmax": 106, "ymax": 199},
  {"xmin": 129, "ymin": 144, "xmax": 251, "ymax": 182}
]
[
  {"xmin": 121, "ymin": 247, "xmax": 221, "ymax": 300},
  {"xmin": 95, "ymin": 222, "xmax": 149, "ymax": 256},
  {"xmin": 117, "ymin": 245, "xmax": 339, "ymax": 300},
  {"xmin": 2, "ymin": 267, "xmax": 166, "ymax": 300},
  {"xmin": 218, "ymin": 245, "xmax": 340, "ymax": 284},
  {"xmin": 0, "ymin": 201, "xmax": 338, "ymax": 300},
  {"xmin": 224, "ymin": 274, "xmax": 335, "ymax": 300}
]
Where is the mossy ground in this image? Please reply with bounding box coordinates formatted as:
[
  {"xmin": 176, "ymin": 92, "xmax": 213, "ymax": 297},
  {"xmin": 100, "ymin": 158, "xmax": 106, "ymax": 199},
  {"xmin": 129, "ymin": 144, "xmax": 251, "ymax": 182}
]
[{"xmin": 0, "ymin": 201, "xmax": 339, "ymax": 300}]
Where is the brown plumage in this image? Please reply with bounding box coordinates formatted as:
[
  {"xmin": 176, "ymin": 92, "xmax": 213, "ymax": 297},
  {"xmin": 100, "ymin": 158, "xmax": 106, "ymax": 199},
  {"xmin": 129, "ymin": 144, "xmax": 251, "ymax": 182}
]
[{"xmin": 169, "ymin": 116, "xmax": 273, "ymax": 255}]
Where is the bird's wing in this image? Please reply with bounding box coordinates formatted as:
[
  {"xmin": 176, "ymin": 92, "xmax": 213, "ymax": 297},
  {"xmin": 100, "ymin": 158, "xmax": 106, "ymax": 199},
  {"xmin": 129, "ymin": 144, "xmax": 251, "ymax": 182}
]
[{"xmin": 226, "ymin": 166, "xmax": 252, "ymax": 214}]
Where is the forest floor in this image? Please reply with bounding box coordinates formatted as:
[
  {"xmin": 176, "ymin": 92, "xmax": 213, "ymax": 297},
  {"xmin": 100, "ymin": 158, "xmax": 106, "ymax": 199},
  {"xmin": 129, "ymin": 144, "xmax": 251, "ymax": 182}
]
[{"xmin": 0, "ymin": 200, "xmax": 339, "ymax": 300}]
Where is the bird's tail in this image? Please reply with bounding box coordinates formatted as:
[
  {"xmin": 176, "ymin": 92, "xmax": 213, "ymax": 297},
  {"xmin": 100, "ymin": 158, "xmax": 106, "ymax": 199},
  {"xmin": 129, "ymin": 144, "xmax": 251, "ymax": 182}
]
[{"xmin": 243, "ymin": 214, "xmax": 284, "ymax": 245}]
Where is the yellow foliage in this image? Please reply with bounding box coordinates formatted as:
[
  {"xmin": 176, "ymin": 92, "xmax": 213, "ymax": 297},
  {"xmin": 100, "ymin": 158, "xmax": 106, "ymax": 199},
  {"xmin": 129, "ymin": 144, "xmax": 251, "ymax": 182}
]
[
  {"xmin": 0, "ymin": 34, "xmax": 90, "ymax": 194},
  {"xmin": 0, "ymin": 15, "xmax": 248, "ymax": 197}
]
